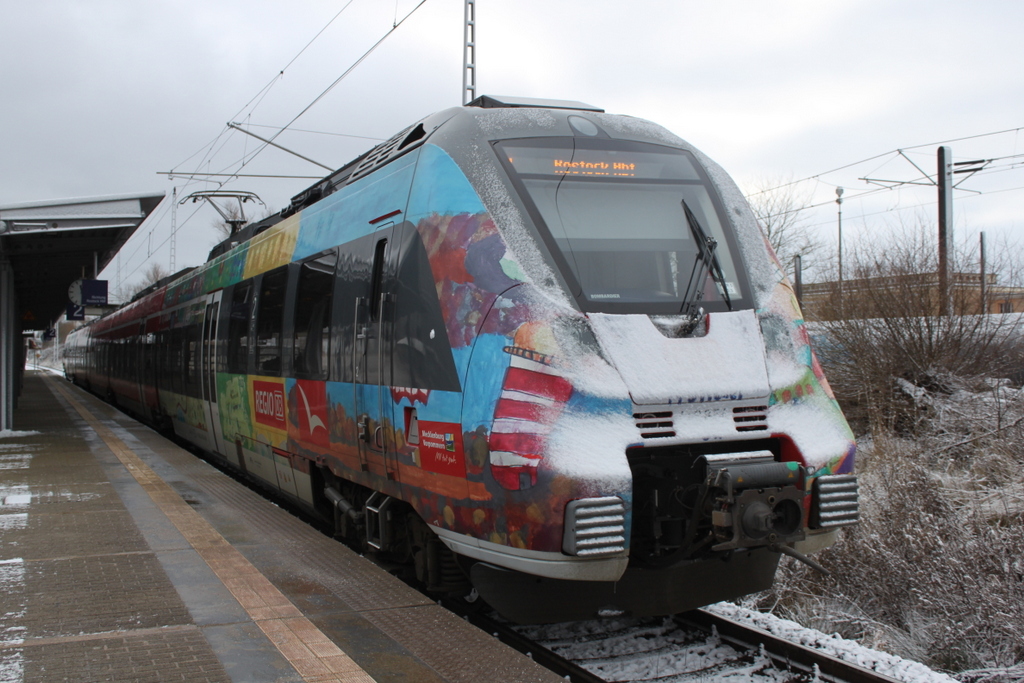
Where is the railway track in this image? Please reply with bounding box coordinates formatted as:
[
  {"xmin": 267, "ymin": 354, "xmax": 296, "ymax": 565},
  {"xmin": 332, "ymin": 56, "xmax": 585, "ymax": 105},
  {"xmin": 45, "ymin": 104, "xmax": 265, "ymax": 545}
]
[{"xmin": 444, "ymin": 599, "xmax": 906, "ymax": 683}]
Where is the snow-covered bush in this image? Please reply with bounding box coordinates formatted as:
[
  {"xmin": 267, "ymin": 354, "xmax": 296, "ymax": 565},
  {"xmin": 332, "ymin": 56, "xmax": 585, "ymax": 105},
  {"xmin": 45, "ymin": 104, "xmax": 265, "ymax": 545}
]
[
  {"xmin": 756, "ymin": 378, "xmax": 1024, "ymax": 679},
  {"xmin": 808, "ymin": 225, "xmax": 1024, "ymax": 436}
]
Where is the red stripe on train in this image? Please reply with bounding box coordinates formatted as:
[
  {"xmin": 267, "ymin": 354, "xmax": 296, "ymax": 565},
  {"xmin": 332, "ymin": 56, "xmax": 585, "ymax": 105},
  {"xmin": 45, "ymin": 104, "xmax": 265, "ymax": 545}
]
[
  {"xmin": 493, "ymin": 397, "xmax": 555, "ymax": 423},
  {"xmin": 502, "ymin": 367, "xmax": 572, "ymax": 402},
  {"xmin": 488, "ymin": 432, "xmax": 546, "ymax": 458}
]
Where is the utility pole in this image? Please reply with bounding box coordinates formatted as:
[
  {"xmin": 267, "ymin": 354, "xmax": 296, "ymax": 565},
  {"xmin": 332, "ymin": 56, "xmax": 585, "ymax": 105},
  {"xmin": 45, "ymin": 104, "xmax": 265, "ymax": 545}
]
[
  {"xmin": 836, "ymin": 187, "xmax": 844, "ymax": 317},
  {"xmin": 170, "ymin": 187, "xmax": 177, "ymax": 273},
  {"xmin": 979, "ymin": 231, "xmax": 987, "ymax": 314},
  {"xmin": 864, "ymin": 147, "xmax": 988, "ymax": 318},
  {"xmin": 938, "ymin": 146, "xmax": 953, "ymax": 316},
  {"xmin": 463, "ymin": 0, "xmax": 477, "ymax": 104},
  {"xmin": 793, "ymin": 254, "xmax": 803, "ymax": 311}
]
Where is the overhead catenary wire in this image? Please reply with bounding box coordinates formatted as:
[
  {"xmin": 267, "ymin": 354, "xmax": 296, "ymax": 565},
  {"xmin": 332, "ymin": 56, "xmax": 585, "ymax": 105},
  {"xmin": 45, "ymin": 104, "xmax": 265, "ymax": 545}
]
[
  {"xmin": 168, "ymin": 0, "xmax": 359, "ymax": 179},
  {"xmin": 117, "ymin": 0, "xmax": 431, "ymax": 292},
  {"xmin": 158, "ymin": 172, "xmax": 323, "ymax": 180},
  {"xmin": 169, "ymin": 0, "xmax": 430, "ymax": 189},
  {"xmin": 799, "ymin": 181, "xmax": 1024, "ymax": 233},
  {"xmin": 231, "ymin": 0, "xmax": 431, "ymax": 178},
  {"xmin": 749, "ymin": 138, "xmax": 1024, "ymax": 227},
  {"xmin": 770, "ymin": 153, "xmax": 1024, "ymax": 220},
  {"xmin": 237, "ymin": 123, "xmax": 385, "ymax": 143},
  {"xmin": 746, "ymin": 125, "xmax": 1024, "ymax": 199},
  {"xmin": 113, "ymin": 201, "xmax": 208, "ymax": 298}
]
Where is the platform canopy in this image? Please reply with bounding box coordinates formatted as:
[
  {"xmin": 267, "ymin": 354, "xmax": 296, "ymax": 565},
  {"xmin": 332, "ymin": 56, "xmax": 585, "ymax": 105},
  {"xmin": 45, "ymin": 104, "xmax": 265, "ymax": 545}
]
[{"xmin": 0, "ymin": 192, "xmax": 164, "ymax": 327}]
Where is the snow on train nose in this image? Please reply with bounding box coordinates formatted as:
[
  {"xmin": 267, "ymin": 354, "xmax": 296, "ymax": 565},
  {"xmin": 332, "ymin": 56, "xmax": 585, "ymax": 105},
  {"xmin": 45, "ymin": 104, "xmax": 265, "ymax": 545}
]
[{"xmin": 488, "ymin": 324, "xmax": 573, "ymax": 491}]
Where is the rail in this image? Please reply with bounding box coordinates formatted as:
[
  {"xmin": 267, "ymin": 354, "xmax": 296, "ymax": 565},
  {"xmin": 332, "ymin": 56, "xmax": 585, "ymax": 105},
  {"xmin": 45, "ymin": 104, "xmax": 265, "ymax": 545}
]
[
  {"xmin": 444, "ymin": 598, "xmax": 909, "ymax": 683},
  {"xmin": 677, "ymin": 609, "xmax": 904, "ymax": 683}
]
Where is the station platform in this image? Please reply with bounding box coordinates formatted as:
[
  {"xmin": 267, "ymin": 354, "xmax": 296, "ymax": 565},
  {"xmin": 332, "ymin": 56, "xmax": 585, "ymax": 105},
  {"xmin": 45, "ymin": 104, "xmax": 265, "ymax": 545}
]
[{"xmin": 0, "ymin": 370, "xmax": 564, "ymax": 683}]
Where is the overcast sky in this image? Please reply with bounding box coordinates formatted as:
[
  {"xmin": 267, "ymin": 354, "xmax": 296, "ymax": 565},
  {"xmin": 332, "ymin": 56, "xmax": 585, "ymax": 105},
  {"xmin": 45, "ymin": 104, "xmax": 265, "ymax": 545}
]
[{"xmin": 3, "ymin": 0, "xmax": 1023, "ymax": 294}]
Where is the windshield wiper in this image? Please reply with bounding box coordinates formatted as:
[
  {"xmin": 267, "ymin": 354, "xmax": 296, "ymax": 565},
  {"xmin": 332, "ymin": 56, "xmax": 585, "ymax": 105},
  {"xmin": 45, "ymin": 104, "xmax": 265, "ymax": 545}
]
[{"xmin": 681, "ymin": 199, "xmax": 733, "ymax": 316}]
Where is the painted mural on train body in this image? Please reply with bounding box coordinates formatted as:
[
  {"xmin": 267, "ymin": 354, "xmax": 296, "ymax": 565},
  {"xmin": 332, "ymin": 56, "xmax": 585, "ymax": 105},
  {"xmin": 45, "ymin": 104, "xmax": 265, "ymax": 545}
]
[
  {"xmin": 66, "ymin": 101, "xmax": 860, "ymax": 623},
  {"xmin": 135, "ymin": 141, "xmax": 852, "ymax": 556}
]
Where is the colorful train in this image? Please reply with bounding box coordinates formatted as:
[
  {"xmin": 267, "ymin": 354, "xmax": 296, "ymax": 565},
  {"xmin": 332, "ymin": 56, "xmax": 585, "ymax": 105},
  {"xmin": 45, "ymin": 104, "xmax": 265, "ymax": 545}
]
[{"xmin": 65, "ymin": 96, "xmax": 859, "ymax": 623}]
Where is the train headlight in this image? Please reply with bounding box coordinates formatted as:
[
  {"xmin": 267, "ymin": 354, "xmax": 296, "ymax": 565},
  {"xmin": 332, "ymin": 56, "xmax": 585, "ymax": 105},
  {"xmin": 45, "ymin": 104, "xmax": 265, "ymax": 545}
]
[
  {"xmin": 809, "ymin": 474, "xmax": 860, "ymax": 529},
  {"xmin": 562, "ymin": 496, "xmax": 628, "ymax": 557}
]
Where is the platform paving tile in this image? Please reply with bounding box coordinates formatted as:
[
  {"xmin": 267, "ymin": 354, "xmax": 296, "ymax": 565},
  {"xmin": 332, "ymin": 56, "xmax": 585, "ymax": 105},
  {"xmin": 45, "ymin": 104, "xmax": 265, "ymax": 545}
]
[
  {"xmin": 1, "ymin": 482, "xmax": 120, "ymax": 512},
  {"xmin": 364, "ymin": 604, "xmax": 562, "ymax": 683},
  {"xmin": 1, "ymin": 553, "xmax": 193, "ymax": 639},
  {"xmin": 14, "ymin": 626, "xmax": 231, "ymax": 683},
  {"xmin": 125, "ymin": 441, "xmax": 567, "ymax": 683},
  {"xmin": 1, "ymin": 376, "xmax": 235, "ymax": 683},
  {"xmin": 47, "ymin": 376, "xmax": 384, "ymax": 682},
  {"xmin": 1, "ymin": 507, "xmax": 151, "ymax": 561}
]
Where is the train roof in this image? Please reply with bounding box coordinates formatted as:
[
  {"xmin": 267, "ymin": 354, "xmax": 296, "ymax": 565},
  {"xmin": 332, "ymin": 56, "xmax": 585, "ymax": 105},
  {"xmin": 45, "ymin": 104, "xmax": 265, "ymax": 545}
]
[
  {"xmin": 465, "ymin": 95, "xmax": 604, "ymax": 112},
  {"xmin": 206, "ymin": 96, "xmax": 687, "ymax": 262}
]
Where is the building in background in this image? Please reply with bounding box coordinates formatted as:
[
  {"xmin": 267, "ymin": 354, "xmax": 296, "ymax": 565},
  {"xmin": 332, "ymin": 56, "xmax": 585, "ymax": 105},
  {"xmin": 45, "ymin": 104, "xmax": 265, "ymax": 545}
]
[{"xmin": 800, "ymin": 272, "xmax": 1024, "ymax": 320}]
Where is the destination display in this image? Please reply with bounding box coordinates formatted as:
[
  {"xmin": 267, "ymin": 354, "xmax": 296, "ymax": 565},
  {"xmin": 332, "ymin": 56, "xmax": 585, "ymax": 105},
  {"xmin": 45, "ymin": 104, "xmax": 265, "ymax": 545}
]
[
  {"xmin": 504, "ymin": 144, "xmax": 701, "ymax": 182},
  {"xmin": 551, "ymin": 158, "xmax": 637, "ymax": 176}
]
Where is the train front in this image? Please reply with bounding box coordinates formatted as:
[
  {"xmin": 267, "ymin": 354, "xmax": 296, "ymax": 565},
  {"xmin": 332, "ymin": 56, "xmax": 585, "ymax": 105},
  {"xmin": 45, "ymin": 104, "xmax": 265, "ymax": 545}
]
[{"xmin": 421, "ymin": 99, "xmax": 859, "ymax": 623}]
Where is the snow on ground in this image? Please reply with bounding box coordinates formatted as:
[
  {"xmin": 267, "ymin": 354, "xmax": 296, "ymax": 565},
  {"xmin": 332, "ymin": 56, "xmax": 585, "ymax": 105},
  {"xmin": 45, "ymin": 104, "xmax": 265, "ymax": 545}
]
[
  {"xmin": 517, "ymin": 603, "xmax": 958, "ymax": 682},
  {"xmin": 0, "ymin": 431, "xmax": 39, "ymax": 440},
  {"xmin": 707, "ymin": 603, "xmax": 959, "ymax": 683}
]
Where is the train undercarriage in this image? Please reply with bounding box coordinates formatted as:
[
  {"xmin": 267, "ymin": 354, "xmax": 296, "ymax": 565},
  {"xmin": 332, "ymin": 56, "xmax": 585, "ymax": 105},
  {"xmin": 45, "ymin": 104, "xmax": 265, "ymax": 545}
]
[{"xmin": 300, "ymin": 437, "xmax": 844, "ymax": 624}]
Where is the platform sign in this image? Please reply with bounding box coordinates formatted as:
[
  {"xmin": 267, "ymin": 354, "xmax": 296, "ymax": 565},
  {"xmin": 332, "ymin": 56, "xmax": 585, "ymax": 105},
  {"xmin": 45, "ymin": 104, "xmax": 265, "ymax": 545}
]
[
  {"xmin": 83, "ymin": 279, "xmax": 107, "ymax": 305},
  {"xmin": 66, "ymin": 303, "xmax": 85, "ymax": 321},
  {"xmin": 68, "ymin": 279, "xmax": 108, "ymax": 306}
]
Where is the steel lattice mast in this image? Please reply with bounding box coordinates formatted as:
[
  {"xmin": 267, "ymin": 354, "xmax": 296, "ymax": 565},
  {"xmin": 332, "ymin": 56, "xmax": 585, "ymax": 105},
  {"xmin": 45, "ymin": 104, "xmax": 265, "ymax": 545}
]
[{"xmin": 463, "ymin": 0, "xmax": 476, "ymax": 104}]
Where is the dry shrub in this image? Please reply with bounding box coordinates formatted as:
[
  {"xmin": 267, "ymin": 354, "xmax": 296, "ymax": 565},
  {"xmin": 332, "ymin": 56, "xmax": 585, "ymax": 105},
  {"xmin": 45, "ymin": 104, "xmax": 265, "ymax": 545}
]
[
  {"xmin": 755, "ymin": 387, "xmax": 1024, "ymax": 678},
  {"xmin": 809, "ymin": 226, "xmax": 1024, "ymax": 435},
  {"xmin": 755, "ymin": 226, "xmax": 1024, "ymax": 678}
]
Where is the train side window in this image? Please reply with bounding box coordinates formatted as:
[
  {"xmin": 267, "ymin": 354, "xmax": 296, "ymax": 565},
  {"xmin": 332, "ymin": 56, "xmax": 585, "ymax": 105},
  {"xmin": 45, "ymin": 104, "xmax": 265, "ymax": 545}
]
[
  {"xmin": 184, "ymin": 322, "xmax": 201, "ymax": 398},
  {"xmin": 293, "ymin": 252, "xmax": 336, "ymax": 380},
  {"xmin": 256, "ymin": 267, "xmax": 288, "ymax": 375},
  {"xmin": 156, "ymin": 330, "xmax": 168, "ymax": 388},
  {"xmin": 369, "ymin": 238, "xmax": 388, "ymax": 322},
  {"xmin": 226, "ymin": 280, "xmax": 253, "ymax": 374},
  {"xmin": 169, "ymin": 328, "xmax": 184, "ymax": 395}
]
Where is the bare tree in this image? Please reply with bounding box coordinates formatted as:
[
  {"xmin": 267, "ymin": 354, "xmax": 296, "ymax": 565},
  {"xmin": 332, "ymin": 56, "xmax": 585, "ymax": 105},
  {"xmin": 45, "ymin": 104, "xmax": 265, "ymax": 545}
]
[
  {"xmin": 744, "ymin": 174, "xmax": 822, "ymax": 272},
  {"xmin": 813, "ymin": 220, "xmax": 1024, "ymax": 433},
  {"xmin": 141, "ymin": 262, "xmax": 170, "ymax": 286},
  {"xmin": 754, "ymin": 223, "xmax": 1024, "ymax": 676},
  {"xmin": 126, "ymin": 262, "xmax": 171, "ymax": 301},
  {"xmin": 210, "ymin": 203, "xmax": 278, "ymax": 254}
]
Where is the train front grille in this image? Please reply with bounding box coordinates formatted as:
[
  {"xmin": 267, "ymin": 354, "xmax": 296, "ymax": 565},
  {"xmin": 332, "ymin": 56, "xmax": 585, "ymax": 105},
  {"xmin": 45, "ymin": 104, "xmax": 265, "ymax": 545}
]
[
  {"xmin": 732, "ymin": 405, "xmax": 768, "ymax": 432},
  {"xmin": 633, "ymin": 411, "xmax": 675, "ymax": 439}
]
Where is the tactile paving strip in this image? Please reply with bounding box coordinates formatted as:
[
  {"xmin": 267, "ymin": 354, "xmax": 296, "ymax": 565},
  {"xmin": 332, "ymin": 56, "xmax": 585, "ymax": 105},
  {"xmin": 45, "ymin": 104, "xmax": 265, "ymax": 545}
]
[{"xmin": 47, "ymin": 377, "xmax": 376, "ymax": 683}]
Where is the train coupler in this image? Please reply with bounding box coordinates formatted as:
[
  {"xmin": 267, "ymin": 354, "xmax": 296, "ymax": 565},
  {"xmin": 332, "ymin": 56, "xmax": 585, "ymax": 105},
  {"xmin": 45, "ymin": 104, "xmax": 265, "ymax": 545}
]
[{"xmin": 703, "ymin": 452, "xmax": 806, "ymax": 553}]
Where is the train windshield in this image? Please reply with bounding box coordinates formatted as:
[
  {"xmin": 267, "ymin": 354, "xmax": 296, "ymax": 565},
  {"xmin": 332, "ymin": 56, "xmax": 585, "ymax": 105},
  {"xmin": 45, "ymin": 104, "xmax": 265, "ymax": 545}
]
[{"xmin": 496, "ymin": 137, "xmax": 747, "ymax": 314}]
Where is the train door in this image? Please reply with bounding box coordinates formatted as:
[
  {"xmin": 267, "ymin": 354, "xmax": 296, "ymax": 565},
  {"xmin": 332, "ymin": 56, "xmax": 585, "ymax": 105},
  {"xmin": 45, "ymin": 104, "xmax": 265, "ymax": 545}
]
[
  {"xmin": 142, "ymin": 316, "xmax": 162, "ymax": 423},
  {"xmin": 133, "ymin": 321, "xmax": 147, "ymax": 416},
  {"xmin": 200, "ymin": 291, "xmax": 227, "ymax": 457},
  {"xmin": 353, "ymin": 223, "xmax": 401, "ymax": 483}
]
